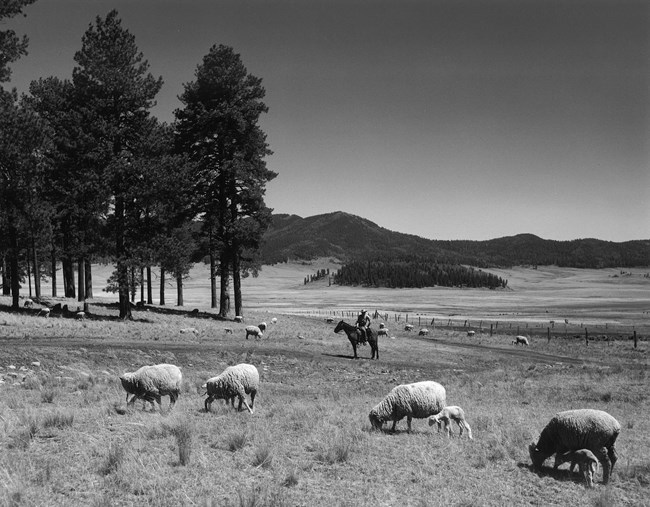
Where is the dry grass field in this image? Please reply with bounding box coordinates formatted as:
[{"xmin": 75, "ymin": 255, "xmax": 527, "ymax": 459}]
[{"xmin": 1, "ymin": 263, "xmax": 648, "ymax": 506}]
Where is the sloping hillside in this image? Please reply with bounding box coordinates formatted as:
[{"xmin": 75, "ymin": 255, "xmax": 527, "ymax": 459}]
[{"xmin": 260, "ymin": 212, "xmax": 650, "ymax": 268}]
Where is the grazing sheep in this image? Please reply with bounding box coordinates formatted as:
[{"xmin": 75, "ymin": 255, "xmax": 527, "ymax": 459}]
[
  {"xmin": 554, "ymin": 449, "xmax": 599, "ymax": 488},
  {"xmin": 404, "ymin": 324, "xmax": 414, "ymax": 332},
  {"xmin": 204, "ymin": 363, "xmax": 259, "ymax": 414},
  {"xmin": 271, "ymin": 317, "xmax": 277, "ymax": 324},
  {"xmin": 23, "ymin": 299, "xmax": 34, "ymax": 308},
  {"xmin": 258, "ymin": 322, "xmax": 267, "ymax": 332},
  {"xmin": 529, "ymin": 409, "xmax": 620, "ymax": 484},
  {"xmin": 234, "ymin": 315, "xmax": 244, "ymax": 323},
  {"xmin": 369, "ymin": 381, "xmax": 446, "ymax": 433},
  {"xmin": 467, "ymin": 330, "xmax": 475, "ymax": 337},
  {"xmin": 325, "ymin": 317, "xmax": 334, "ymax": 323},
  {"xmin": 379, "ymin": 323, "xmax": 386, "ymax": 329},
  {"xmin": 245, "ymin": 325, "xmax": 263, "ymax": 339},
  {"xmin": 418, "ymin": 328, "xmax": 429, "ymax": 336},
  {"xmin": 119, "ymin": 364, "xmax": 182, "ymax": 412},
  {"xmin": 513, "ymin": 335, "xmax": 529, "ymax": 346},
  {"xmin": 428, "ymin": 405, "xmax": 473, "ymax": 440},
  {"xmin": 75, "ymin": 311, "xmax": 86, "ymax": 320},
  {"xmin": 224, "ymin": 327, "xmax": 233, "ymax": 334},
  {"xmin": 378, "ymin": 328, "xmax": 389, "ymax": 338},
  {"xmin": 37, "ymin": 307, "xmax": 51, "ymax": 317}
]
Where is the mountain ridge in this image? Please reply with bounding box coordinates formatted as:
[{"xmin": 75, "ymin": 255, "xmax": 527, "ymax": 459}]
[{"xmin": 260, "ymin": 211, "xmax": 650, "ymax": 268}]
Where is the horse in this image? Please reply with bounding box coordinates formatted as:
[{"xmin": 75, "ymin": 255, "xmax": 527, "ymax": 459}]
[{"xmin": 333, "ymin": 320, "xmax": 379, "ymax": 360}]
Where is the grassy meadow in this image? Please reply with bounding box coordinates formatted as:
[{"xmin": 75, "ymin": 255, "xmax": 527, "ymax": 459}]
[{"xmin": 0, "ymin": 264, "xmax": 649, "ymax": 506}]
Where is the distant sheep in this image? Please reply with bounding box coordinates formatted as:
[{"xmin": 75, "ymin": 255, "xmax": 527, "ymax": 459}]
[
  {"xmin": 379, "ymin": 323, "xmax": 385, "ymax": 329},
  {"xmin": 245, "ymin": 325, "xmax": 263, "ymax": 339},
  {"xmin": 529, "ymin": 409, "xmax": 620, "ymax": 484},
  {"xmin": 234, "ymin": 315, "xmax": 244, "ymax": 323},
  {"xmin": 369, "ymin": 381, "xmax": 446, "ymax": 433},
  {"xmin": 378, "ymin": 328, "xmax": 389, "ymax": 338},
  {"xmin": 204, "ymin": 363, "xmax": 259, "ymax": 414},
  {"xmin": 325, "ymin": 317, "xmax": 334, "ymax": 323},
  {"xmin": 224, "ymin": 327, "xmax": 233, "ymax": 334},
  {"xmin": 23, "ymin": 299, "xmax": 34, "ymax": 308},
  {"xmin": 513, "ymin": 336, "xmax": 529, "ymax": 346},
  {"xmin": 554, "ymin": 449, "xmax": 599, "ymax": 488},
  {"xmin": 418, "ymin": 328, "xmax": 429, "ymax": 336},
  {"xmin": 404, "ymin": 324, "xmax": 414, "ymax": 332},
  {"xmin": 467, "ymin": 330, "xmax": 475, "ymax": 337},
  {"xmin": 271, "ymin": 317, "xmax": 277, "ymax": 324},
  {"xmin": 428, "ymin": 405, "xmax": 473, "ymax": 440},
  {"xmin": 258, "ymin": 322, "xmax": 267, "ymax": 332},
  {"xmin": 180, "ymin": 327, "xmax": 198, "ymax": 335},
  {"xmin": 75, "ymin": 311, "xmax": 86, "ymax": 320},
  {"xmin": 119, "ymin": 364, "xmax": 182, "ymax": 412},
  {"xmin": 37, "ymin": 307, "xmax": 51, "ymax": 317}
]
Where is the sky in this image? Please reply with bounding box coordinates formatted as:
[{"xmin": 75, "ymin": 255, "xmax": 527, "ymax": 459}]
[{"xmin": 5, "ymin": 0, "xmax": 649, "ymax": 242}]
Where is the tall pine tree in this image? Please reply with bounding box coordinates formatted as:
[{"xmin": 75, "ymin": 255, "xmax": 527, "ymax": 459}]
[{"xmin": 175, "ymin": 45, "xmax": 276, "ymax": 317}]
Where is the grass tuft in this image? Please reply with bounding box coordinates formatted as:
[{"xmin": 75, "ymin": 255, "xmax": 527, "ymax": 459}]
[
  {"xmin": 171, "ymin": 420, "xmax": 193, "ymax": 466},
  {"xmin": 100, "ymin": 442, "xmax": 126, "ymax": 476},
  {"xmin": 251, "ymin": 443, "xmax": 274, "ymax": 469},
  {"xmin": 226, "ymin": 430, "xmax": 249, "ymax": 452},
  {"xmin": 41, "ymin": 410, "xmax": 74, "ymax": 430}
]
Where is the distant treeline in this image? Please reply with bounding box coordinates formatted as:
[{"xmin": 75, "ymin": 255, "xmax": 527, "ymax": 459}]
[{"xmin": 333, "ymin": 256, "xmax": 508, "ymax": 289}]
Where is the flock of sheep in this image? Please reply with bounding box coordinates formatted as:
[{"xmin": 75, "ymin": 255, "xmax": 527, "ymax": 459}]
[{"xmin": 119, "ymin": 362, "xmax": 619, "ymax": 489}]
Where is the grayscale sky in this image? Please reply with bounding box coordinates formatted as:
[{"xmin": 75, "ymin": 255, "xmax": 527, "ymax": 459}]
[{"xmin": 5, "ymin": 0, "xmax": 649, "ymax": 241}]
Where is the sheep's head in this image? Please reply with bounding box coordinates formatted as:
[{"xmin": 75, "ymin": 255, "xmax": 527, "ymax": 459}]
[
  {"xmin": 428, "ymin": 416, "xmax": 441, "ymax": 428},
  {"xmin": 119, "ymin": 373, "xmax": 135, "ymax": 393},
  {"xmin": 528, "ymin": 442, "xmax": 549, "ymax": 468},
  {"xmin": 368, "ymin": 412, "xmax": 384, "ymax": 431}
]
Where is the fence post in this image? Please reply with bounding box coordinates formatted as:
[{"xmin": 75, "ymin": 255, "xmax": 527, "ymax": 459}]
[
  {"xmin": 547, "ymin": 327, "xmax": 550, "ymax": 343},
  {"xmin": 634, "ymin": 330, "xmax": 637, "ymax": 349},
  {"xmin": 490, "ymin": 324, "xmax": 493, "ymax": 336},
  {"xmin": 585, "ymin": 328, "xmax": 589, "ymax": 347}
]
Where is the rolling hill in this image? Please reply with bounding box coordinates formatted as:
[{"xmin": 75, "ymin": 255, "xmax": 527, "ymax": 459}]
[{"xmin": 259, "ymin": 211, "xmax": 650, "ymax": 268}]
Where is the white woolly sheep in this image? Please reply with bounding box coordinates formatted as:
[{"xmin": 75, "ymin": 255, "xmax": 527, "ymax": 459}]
[
  {"xmin": 204, "ymin": 363, "xmax": 259, "ymax": 414},
  {"xmin": 369, "ymin": 381, "xmax": 446, "ymax": 433},
  {"xmin": 23, "ymin": 299, "xmax": 34, "ymax": 308},
  {"xmin": 554, "ymin": 449, "xmax": 599, "ymax": 488},
  {"xmin": 37, "ymin": 307, "xmax": 51, "ymax": 317},
  {"xmin": 428, "ymin": 405, "xmax": 473, "ymax": 440},
  {"xmin": 379, "ymin": 323, "xmax": 385, "ymax": 329},
  {"xmin": 513, "ymin": 335, "xmax": 529, "ymax": 346},
  {"xmin": 271, "ymin": 317, "xmax": 277, "ymax": 324},
  {"xmin": 418, "ymin": 328, "xmax": 429, "ymax": 336},
  {"xmin": 258, "ymin": 322, "xmax": 267, "ymax": 332},
  {"xmin": 529, "ymin": 409, "xmax": 620, "ymax": 484},
  {"xmin": 404, "ymin": 324, "xmax": 414, "ymax": 331},
  {"xmin": 234, "ymin": 315, "xmax": 244, "ymax": 323},
  {"xmin": 245, "ymin": 325, "xmax": 263, "ymax": 339},
  {"xmin": 467, "ymin": 330, "xmax": 475, "ymax": 337},
  {"xmin": 377, "ymin": 328, "xmax": 389, "ymax": 338},
  {"xmin": 119, "ymin": 363, "xmax": 182, "ymax": 412},
  {"xmin": 75, "ymin": 311, "xmax": 86, "ymax": 320}
]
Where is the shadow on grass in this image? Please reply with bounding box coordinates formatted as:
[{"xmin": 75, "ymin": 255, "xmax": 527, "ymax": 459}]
[{"xmin": 519, "ymin": 461, "xmax": 590, "ymax": 486}]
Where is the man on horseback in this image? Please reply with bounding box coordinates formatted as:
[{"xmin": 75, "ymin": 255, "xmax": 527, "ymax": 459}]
[{"xmin": 356, "ymin": 309, "xmax": 371, "ymax": 345}]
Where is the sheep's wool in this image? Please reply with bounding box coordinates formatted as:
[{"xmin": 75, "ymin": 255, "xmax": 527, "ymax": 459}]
[{"xmin": 370, "ymin": 381, "xmax": 446, "ymax": 426}]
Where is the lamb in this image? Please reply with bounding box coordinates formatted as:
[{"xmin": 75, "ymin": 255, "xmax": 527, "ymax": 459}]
[
  {"xmin": 204, "ymin": 363, "xmax": 259, "ymax": 414},
  {"xmin": 369, "ymin": 381, "xmax": 446, "ymax": 433},
  {"xmin": 418, "ymin": 328, "xmax": 429, "ymax": 336},
  {"xmin": 119, "ymin": 363, "xmax": 182, "ymax": 412},
  {"xmin": 245, "ymin": 325, "xmax": 263, "ymax": 339},
  {"xmin": 553, "ymin": 449, "xmax": 599, "ymax": 488},
  {"xmin": 513, "ymin": 335, "xmax": 529, "ymax": 346},
  {"xmin": 529, "ymin": 409, "xmax": 620, "ymax": 484},
  {"xmin": 428, "ymin": 405, "xmax": 473, "ymax": 440}
]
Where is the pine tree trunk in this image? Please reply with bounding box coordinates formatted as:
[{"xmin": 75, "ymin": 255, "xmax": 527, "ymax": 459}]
[
  {"xmin": 176, "ymin": 273, "xmax": 183, "ymax": 306},
  {"xmin": 62, "ymin": 257, "xmax": 75, "ymax": 298},
  {"xmin": 115, "ymin": 196, "xmax": 131, "ymax": 320},
  {"xmin": 159, "ymin": 267, "xmax": 165, "ymax": 305},
  {"xmin": 50, "ymin": 247, "xmax": 57, "ymax": 297},
  {"xmin": 146, "ymin": 266, "xmax": 152, "ymax": 304},
  {"xmin": 218, "ymin": 253, "xmax": 230, "ymax": 318},
  {"xmin": 9, "ymin": 225, "xmax": 20, "ymax": 309},
  {"xmin": 233, "ymin": 249, "xmax": 242, "ymax": 317},
  {"xmin": 140, "ymin": 266, "xmax": 145, "ymax": 303},
  {"xmin": 210, "ymin": 251, "xmax": 217, "ymax": 309},
  {"xmin": 85, "ymin": 259, "xmax": 93, "ymax": 298},
  {"xmin": 26, "ymin": 250, "xmax": 32, "ymax": 298},
  {"xmin": 32, "ymin": 239, "xmax": 40, "ymax": 300},
  {"xmin": 77, "ymin": 259, "xmax": 85, "ymax": 302},
  {"xmin": 2, "ymin": 255, "xmax": 10, "ymax": 296}
]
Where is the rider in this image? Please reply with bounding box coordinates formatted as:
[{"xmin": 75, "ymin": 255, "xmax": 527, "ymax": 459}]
[{"xmin": 356, "ymin": 309, "xmax": 371, "ymax": 345}]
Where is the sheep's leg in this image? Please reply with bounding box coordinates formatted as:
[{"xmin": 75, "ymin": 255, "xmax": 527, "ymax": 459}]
[
  {"xmin": 390, "ymin": 420, "xmax": 397, "ymax": 433},
  {"xmin": 444, "ymin": 421, "xmax": 451, "ymax": 438},
  {"xmin": 250, "ymin": 390, "xmax": 256, "ymax": 412},
  {"xmin": 168, "ymin": 391, "xmax": 178, "ymax": 411},
  {"xmin": 463, "ymin": 421, "xmax": 473, "ymax": 440},
  {"xmin": 607, "ymin": 444, "xmax": 618, "ymax": 478},
  {"xmin": 407, "ymin": 416, "xmax": 412, "ymax": 433},
  {"xmin": 205, "ymin": 395, "xmax": 214, "ymax": 412},
  {"xmin": 595, "ymin": 447, "xmax": 612, "ymax": 484}
]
